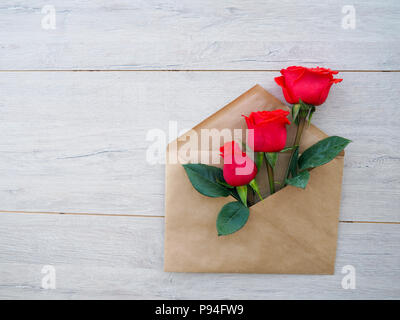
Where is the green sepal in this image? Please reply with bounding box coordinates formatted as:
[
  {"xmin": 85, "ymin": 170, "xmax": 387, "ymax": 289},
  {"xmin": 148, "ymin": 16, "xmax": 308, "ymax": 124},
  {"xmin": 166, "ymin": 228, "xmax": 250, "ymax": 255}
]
[
  {"xmin": 264, "ymin": 152, "xmax": 278, "ymax": 168},
  {"xmin": 292, "ymin": 103, "xmax": 301, "ymax": 122},
  {"xmin": 286, "ymin": 170, "xmax": 310, "ymax": 189},
  {"xmin": 236, "ymin": 185, "xmax": 248, "ymax": 207},
  {"xmin": 298, "ymin": 136, "xmax": 351, "ymax": 171},
  {"xmin": 294, "ymin": 99, "xmax": 314, "ymax": 125},
  {"xmin": 249, "ymin": 179, "xmax": 263, "ymax": 201},
  {"xmin": 216, "ymin": 201, "xmax": 250, "ymax": 236},
  {"xmin": 280, "ymin": 145, "xmax": 298, "ymax": 153},
  {"xmin": 307, "ymin": 105, "xmax": 316, "ymax": 126},
  {"xmin": 256, "ymin": 152, "xmax": 264, "ymax": 171},
  {"xmin": 299, "ymin": 99, "xmax": 314, "ymax": 111}
]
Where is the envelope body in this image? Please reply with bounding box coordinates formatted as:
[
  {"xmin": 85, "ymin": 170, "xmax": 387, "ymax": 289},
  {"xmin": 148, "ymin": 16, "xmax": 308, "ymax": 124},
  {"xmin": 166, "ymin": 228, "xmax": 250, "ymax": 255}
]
[{"xmin": 164, "ymin": 85, "xmax": 344, "ymax": 274}]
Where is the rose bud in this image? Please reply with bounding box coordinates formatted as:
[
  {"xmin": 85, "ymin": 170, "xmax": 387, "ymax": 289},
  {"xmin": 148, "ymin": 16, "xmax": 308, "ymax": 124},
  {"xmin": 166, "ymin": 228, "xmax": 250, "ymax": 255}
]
[
  {"xmin": 274, "ymin": 66, "xmax": 343, "ymax": 106},
  {"xmin": 219, "ymin": 141, "xmax": 257, "ymax": 187},
  {"xmin": 243, "ymin": 109, "xmax": 290, "ymax": 153}
]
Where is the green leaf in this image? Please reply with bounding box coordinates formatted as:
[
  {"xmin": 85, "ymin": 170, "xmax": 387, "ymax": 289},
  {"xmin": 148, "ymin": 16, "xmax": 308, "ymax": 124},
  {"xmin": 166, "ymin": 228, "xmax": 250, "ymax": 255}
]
[
  {"xmin": 216, "ymin": 177, "xmax": 242, "ymax": 201},
  {"xmin": 288, "ymin": 146, "xmax": 299, "ymax": 178},
  {"xmin": 216, "ymin": 178, "xmax": 241, "ymax": 201},
  {"xmin": 286, "ymin": 170, "xmax": 310, "ymax": 189},
  {"xmin": 216, "ymin": 201, "xmax": 250, "ymax": 236},
  {"xmin": 183, "ymin": 164, "xmax": 231, "ymax": 198},
  {"xmin": 265, "ymin": 152, "xmax": 278, "ymax": 168},
  {"xmin": 216, "ymin": 179, "xmax": 234, "ymax": 189},
  {"xmin": 298, "ymin": 136, "xmax": 351, "ymax": 171}
]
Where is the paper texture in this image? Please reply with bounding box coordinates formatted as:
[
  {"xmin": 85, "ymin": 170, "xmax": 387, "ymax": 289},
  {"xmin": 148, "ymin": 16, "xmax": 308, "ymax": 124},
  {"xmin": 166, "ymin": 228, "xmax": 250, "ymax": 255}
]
[{"xmin": 164, "ymin": 85, "xmax": 344, "ymax": 274}]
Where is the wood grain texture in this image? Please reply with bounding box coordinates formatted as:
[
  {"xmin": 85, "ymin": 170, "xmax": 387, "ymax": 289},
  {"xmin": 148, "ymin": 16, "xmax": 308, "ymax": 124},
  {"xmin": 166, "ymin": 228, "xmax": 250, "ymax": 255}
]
[
  {"xmin": 0, "ymin": 213, "xmax": 398, "ymax": 299},
  {"xmin": 0, "ymin": 0, "xmax": 399, "ymax": 70},
  {"xmin": 0, "ymin": 71, "xmax": 399, "ymax": 222},
  {"xmin": 1, "ymin": 0, "xmax": 399, "ymax": 300}
]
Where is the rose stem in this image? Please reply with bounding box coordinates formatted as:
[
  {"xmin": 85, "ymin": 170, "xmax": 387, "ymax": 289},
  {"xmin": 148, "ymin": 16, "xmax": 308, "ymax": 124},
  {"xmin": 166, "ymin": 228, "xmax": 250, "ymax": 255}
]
[
  {"xmin": 294, "ymin": 113, "xmax": 307, "ymax": 147},
  {"xmin": 283, "ymin": 111, "xmax": 307, "ymax": 185},
  {"xmin": 266, "ymin": 162, "xmax": 275, "ymax": 194}
]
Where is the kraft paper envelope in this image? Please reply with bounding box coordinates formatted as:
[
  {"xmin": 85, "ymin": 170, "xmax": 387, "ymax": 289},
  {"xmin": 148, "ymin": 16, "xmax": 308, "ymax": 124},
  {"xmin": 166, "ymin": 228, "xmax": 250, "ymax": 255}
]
[{"xmin": 164, "ymin": 85, "xmax": 344, "ymax": 274}]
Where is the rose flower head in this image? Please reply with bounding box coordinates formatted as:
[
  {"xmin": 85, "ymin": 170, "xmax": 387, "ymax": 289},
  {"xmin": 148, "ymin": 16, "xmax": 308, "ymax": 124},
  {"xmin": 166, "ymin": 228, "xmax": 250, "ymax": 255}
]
[
  {"xmin": 243, "ymin": 109, "xmax": 290, "ymax": 153},
  {"xmin": 275, "ymin": 66, "xmax": 342, "ymax": 106},
  {"xmin": 219, "ymin": 141, "xmax": 257, "ymax": 187}
]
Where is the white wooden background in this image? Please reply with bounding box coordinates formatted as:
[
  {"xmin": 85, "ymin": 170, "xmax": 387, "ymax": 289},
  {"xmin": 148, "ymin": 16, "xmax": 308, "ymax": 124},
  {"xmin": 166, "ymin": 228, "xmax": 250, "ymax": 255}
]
[{"xmin": 0, "ymin": 0, "xmax": 399, "ymax": 299}]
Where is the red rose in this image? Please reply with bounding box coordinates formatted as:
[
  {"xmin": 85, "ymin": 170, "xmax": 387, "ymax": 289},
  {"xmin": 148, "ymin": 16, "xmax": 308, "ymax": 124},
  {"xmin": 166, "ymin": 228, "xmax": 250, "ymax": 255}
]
[
  {"xmin": 275, "ymin": 66, "xmax": 342, "ymax": 106},
  {"xmin": 220, "ymin": 141, "xmax": 257, "ymax": 187},
  {"xmin": 243, "ymin": 109, "xmax": 290, "ymax": 153}
]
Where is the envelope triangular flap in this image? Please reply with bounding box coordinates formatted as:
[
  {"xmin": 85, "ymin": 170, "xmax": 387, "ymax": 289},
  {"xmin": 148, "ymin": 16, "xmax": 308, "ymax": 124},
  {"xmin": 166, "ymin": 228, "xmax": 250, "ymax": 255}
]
[{"xmin": 164, "ymin": 85, "xmax": 344, "ymax": 274}]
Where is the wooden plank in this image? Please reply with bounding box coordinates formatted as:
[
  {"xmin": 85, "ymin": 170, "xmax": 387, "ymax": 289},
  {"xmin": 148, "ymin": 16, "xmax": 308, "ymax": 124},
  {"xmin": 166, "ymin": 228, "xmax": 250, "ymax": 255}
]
[
  {"xmin": 0, "ymin": 71, "xmax": 398, "ymax": 221},
  {"xmin": 0, "ymin": 213, "xmax": 398, "ymax": 299},
  {"xmin": 0, "ymin": 0, "xmax": 399, "ymax": 70}
]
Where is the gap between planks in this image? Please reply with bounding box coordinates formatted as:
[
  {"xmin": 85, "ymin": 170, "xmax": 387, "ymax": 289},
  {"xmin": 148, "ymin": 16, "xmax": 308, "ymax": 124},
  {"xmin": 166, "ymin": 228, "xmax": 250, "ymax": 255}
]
[{"xmin": 0, "ymin": 210, "xmax": 399, "ymax": 224}]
